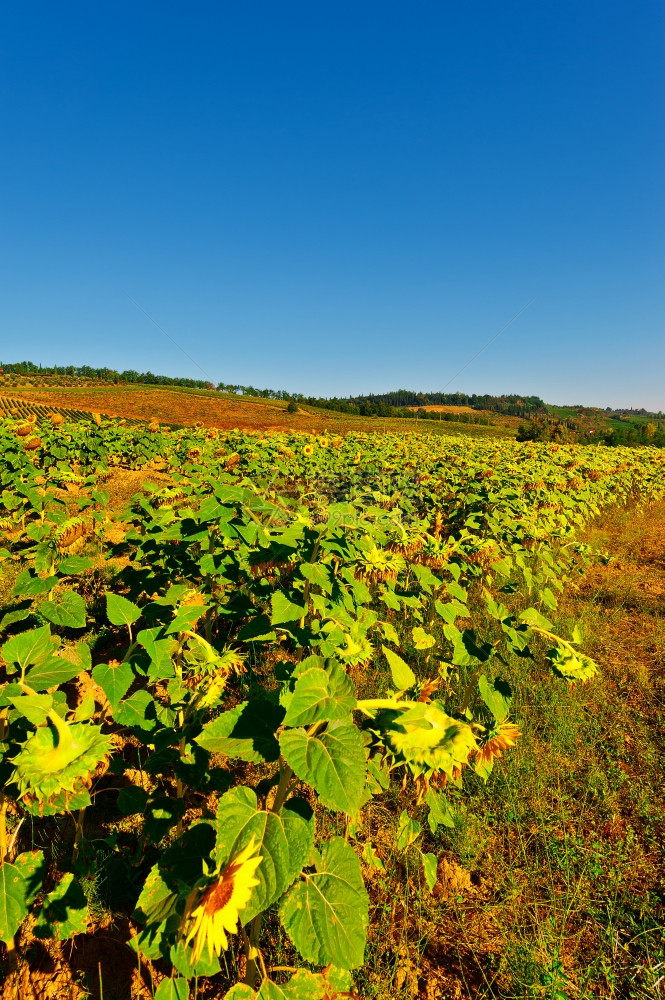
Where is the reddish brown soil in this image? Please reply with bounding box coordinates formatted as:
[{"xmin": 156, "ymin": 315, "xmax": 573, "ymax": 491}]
[{"xmin": 2, "ymin": 385, "xmax": 512, "ymax": 438}]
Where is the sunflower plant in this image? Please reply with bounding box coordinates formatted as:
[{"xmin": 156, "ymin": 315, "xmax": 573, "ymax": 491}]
[{"xmin": 1, "ymin": 415, "xmax": 663, "ymax": 996}]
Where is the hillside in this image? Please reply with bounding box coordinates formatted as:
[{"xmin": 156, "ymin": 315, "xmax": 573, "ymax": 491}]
[
  {"xmin": 0, "ymin": 376, "xmax": 516, "ymax": 438},
  {"xmin": 1, "ymin": 368, "xmax": 664, "ymax": 445}
]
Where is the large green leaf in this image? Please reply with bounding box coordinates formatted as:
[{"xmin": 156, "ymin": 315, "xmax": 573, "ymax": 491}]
[
  {"xmin": 519, "ymin": 607, "xmax": 553, "ymax": 631},
  {"xmin": 196, "ymin": 698, "xmax": 283, "ymax": 763},
  {"xmin": 154, "ymin": 980, "xmax": 189, "ymax": 1000},
  {"xmin": 8, "ymin": 693, "xmax": 53, "ymax": 727},
  {"xmin": 2, "ymin": 625, "xmax": 55, "ymax": 672},
  {"xmin": 270, "ymin": 591, "xmax": 306, "ymax": 625},
  {"xmin": 13, "ymin": 850, "xmax": 46, "ymax": 905},
  {"xmin": 113, "ymin": 690, "xmax": 157, "ymax": 731},
  {"xmin": 40, "ymin": 589, "xmax": 86, "ymax": 629},
  {"xmin": 382, "ymin": 646, "xmax": 415, "ymax": 690},
  {"xmin": 170, "ymin": 940, "xmax": 221, "ymax": 978},
  {"xmin": 283, "ymin": 662, "xmax": 356, "ymax": 727},
  {"xmin": 279, "ymin": 723, "xmax": 366, "ymax": 814},
  {"xmin": 0, "ymin": 605, "xmax": 32, "ymax": 632},
  {"xmin": 256, "ymin": 972, "xmax": 325, "ymax": 1000},
  {"xmin": 0, "ymin": 863, "xmax": 29, "ymax": 943},
  {"xmin": 33, "ymin": 873, "xmax": 88, "ymax": 940},
  {"xmin": 92, "ymin": 660, "xmax": 135, "ymax": 708},
  {"xmin": 223, "ymin": 987, "xmax": 255, "ymax": 1000},
  {"xmin": 58, "ymin": 555, "xmax": 94, "ymax": 575},
  {"xmin": 425, "ymin": 788, "xmax": 455, "ymax": 832},
  {"xmin": 214, "ymin": 787, "xmax": 314, "ymax": 923},
  {"xmin": 24, "ymin": 655, "xmax": 82, "ymax": 691},
  {"xmin": 106, "ymin": 592, "xmax": 141, "ymax": 627},
  {"xmin": 134, "ymin": 864, "xmax": 179, "ymax": 928},
  {"xmin": 13, "ymin": 571, "xmax": 58, "ymax": 597},
  {"xmin": 478, "ymin": 674, "xmax": 512, "ymax": 724},
  {"xmin": 442, "ymin": 625, "xmax": 493, "ymax": 666},
  {"xmin": 280, "ymin": 837, "xmax": 368, "ymax": 969}
]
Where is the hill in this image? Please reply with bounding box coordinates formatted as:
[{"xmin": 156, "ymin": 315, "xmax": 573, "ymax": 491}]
[{"xmin": 1, "ymin": 363, "xmax": 664, "ymax": 444}]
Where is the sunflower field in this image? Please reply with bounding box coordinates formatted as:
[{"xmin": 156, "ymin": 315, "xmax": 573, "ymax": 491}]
[{"xmin": 1, "ymin": 414, "xmax": 664, "ymax": 999}]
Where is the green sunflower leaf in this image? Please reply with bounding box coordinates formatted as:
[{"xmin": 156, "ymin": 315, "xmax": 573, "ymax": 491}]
[
  {"xmin": 39, "ymin": 589, "xmax": 86, "ymax": 629},
  {"xmin": 283, "ymin": 661, "xmax": 356, "ymax": 727},
  {"xmin": 280, "ymin": 837, "xmax": 368, "ymax": 969},
  {"xmin": 279, "ymin": 723, "xmax": 366, "ymax": 815},
  {"xmin": 0, "ymin": 863, "xmax": 29, "ymax": 944},
  {"xmin": 33, "ymin": 873, "xmax": 89, "ymax": 940}
]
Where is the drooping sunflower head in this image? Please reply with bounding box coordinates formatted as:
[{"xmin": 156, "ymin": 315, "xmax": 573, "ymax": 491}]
[
  {"xmin": 10, "ymin": 718, "xmax": 113, "ymax": 816},
  {"xmin": 55, "ymin": 517, "xmax": 86, "ymax": 552},
  {"xmin": 181, "ymin": 837, "xmax": 263, "ymax": 965},
  {"xmin": 416, "ymin": 537, "xmax": 453, "ymax": 569},
  {"xmin": 335, "ymin": 622, "xmax": 374, "ymax": 667},
  {"xmin": 355, "ymin": 545, "xmax": 406, "ymax": 583},
  {"xmin": 376, "ymin": 702, "xmax": 477, "ymax": 784},
  {"xmin": 473, "ymin": 721, "xmax": 520, "ymax": 780}
]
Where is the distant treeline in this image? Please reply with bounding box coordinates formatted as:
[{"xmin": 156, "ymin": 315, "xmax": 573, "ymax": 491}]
[
  {"xmin": 0, "ymin": 361, "xmax": 213, "ymax": 390},
  {"xmin": 517, "ymin": 417, "xmax": 665, "ymax": 448},
  {"xmin": 299, "ymin": 391, "xmax": 546, "ymax": 418}
]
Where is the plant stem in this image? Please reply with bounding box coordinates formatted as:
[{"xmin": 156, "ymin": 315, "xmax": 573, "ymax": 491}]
[
  {"xmin": 243, "ymin": 914, "xmax": 263, "ymax": 987},
  {"xmin": 0, "ymin": 795, "xmax": 8, "ymax": 865},
  {"xmin": 72, "ymin": 807, "xmax": 86, "ymax": 861},
  {"xmin": 460, "ymin": 668, "xmax": 481, "ymax": 716},
  {"xmin": 269, "ymin": 763, "xmax": 293, "ymax": 814},
  {"xmin": 355, "ymin": 697, "xmax": 417, "ymax": 716}
]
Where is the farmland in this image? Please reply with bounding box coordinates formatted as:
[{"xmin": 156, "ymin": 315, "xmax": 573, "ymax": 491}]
[
  {"xmin": 1, "ymin": 410, "xmax": 664, "ymax": 1000},
  {"xmin": 0, "ymin": 378, "xmax": 519, "ymax": 438}
]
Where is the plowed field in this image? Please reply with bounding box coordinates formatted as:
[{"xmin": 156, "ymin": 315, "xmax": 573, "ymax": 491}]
[{"xmin": 2, "ymin": 383, "xmax": 514, "ymax": 436}]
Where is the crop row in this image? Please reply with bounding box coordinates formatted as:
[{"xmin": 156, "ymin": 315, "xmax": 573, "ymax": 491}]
[{"xmin": 0, "ymin": 416, "xmax": 664, "ymax": 997}]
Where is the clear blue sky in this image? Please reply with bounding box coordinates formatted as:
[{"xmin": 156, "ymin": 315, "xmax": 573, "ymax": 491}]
[{"xmin": 1, "ymin": 2, "xmax": 663, "ymax": 408}]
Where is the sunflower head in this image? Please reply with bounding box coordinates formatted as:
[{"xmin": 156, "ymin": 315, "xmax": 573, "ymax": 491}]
[
  {"xmin": 303, "ymin": 444, "xmax": 314, "ymax": 457},
  {"xmin": 473, "ymin": 721, "xmax": 520, "ymax": 780},
  {"xmin": 375, "ymin": 702, "xmax": 477, "ymax": 785},
  {"xmin": 355, "ymin": 545, "xmax": 406, "ymax": 583},
  {"xmin": 10, "ymin": 718, "xmax": 112, "ymax": 816},
  {"xmin": 181, "ymin": 837, "xmax": 262, "ymax": 965}
]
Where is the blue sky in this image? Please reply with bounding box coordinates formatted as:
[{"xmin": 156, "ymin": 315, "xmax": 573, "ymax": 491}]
[{"xmin": 1, "ymin": 2, "xmax": 663, "ymax": 408}]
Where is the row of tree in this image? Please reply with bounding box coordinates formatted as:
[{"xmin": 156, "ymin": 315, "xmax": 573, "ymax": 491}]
[
  {"xmin": 517, "ymin": 417, "xmax": 665, "ymax": 448},
  {"xmin": 330, "ymin": 390, "xmax": 547, "ymax": 416},
  {"xmin": 0, "ymin": 361, "xmax": 213, "ymax": 390}
]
